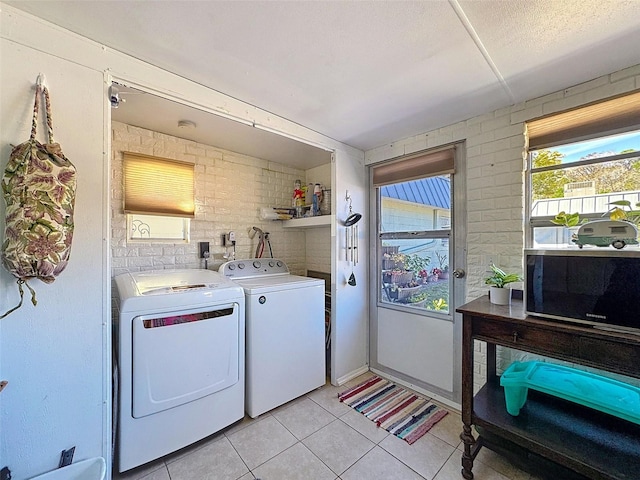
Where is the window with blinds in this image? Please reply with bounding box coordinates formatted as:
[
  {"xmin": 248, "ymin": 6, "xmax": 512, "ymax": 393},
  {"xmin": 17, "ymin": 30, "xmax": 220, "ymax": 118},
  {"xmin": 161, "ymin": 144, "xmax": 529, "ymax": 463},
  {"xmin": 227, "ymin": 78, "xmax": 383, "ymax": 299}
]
[
  {"xmin": 373, "ymin": 145, "xmax": 456, "ymax": 315},
  {"xmin": 526, "ymin": 91, "xmax": 640, "ymax": 248},
  {"xmin": 527, "ymin": 90, "xmax": 640, "ymax": 150},
  {"xmin": 124, "ymin": 152, "xmax": 195, "ymax": 217},
  {"xmin": 123, "ymin": 152, "xmax": 194, "ymax": 243}
]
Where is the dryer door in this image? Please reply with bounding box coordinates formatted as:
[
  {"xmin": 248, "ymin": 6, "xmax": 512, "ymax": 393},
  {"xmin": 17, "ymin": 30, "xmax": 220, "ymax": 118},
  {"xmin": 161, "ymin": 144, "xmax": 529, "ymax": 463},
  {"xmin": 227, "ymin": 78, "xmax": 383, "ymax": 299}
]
[{"xmin": 132, "ymin": 303, "xmax": 240, "ymax": 418}]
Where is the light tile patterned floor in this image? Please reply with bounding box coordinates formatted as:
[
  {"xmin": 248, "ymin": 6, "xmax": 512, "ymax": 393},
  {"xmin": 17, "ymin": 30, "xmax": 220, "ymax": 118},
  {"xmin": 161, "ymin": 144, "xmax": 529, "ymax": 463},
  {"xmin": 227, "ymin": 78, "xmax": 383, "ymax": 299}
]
[{"xmin": 113, "ymin": 372, "xmax": 539, "ymax": 480}]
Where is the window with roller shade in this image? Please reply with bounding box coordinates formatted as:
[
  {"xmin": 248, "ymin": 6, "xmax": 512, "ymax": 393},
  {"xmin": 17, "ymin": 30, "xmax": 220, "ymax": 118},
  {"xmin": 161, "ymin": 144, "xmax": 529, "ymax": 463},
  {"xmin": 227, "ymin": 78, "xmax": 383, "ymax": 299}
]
[
  {"xmin": 526, "ymin": 91, "xmax": 640, "ymax": 248},
  {"xmin": 123, "ymin": 152, "xmax": 195, "ymax": 242},
  {"xmin": 374, "ymin": 146, "xmax": 455, "ymax": 314}
]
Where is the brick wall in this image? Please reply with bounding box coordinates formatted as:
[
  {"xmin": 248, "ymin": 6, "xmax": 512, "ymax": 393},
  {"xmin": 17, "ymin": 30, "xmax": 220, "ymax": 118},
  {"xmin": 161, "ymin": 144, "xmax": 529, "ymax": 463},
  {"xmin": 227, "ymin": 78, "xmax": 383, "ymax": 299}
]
[
  {"xmin": 367, "ymin": 64, "xmax": 640, "ymax": 299},
  {"xmin": 366, "ymin": 64, "xmax": 640, "ymax": 389},
  {"xmin": 111, "ymin": 121, "xmax": 330, "ymax": 279}
]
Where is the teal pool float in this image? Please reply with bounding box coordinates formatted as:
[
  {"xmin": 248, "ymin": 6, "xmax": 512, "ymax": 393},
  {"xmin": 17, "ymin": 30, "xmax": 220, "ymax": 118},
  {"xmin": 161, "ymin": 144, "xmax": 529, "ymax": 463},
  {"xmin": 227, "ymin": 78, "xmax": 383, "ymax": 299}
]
[{"xmin": 500, "ymin": 361, "xmax": 640, "ymax": 425}]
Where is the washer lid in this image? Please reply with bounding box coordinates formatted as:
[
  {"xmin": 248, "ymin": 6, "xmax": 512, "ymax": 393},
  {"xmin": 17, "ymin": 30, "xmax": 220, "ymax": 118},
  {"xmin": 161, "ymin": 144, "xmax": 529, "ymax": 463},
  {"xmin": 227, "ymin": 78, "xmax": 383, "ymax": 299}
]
[{"xmin": 231, "ymin": 274, "xmax": 324, "ymax": 294}]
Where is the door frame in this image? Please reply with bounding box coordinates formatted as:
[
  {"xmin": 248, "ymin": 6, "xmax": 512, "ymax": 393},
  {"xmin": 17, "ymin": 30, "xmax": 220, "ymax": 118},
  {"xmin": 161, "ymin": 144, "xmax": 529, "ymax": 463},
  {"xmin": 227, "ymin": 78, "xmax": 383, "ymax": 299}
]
[{"xmin": 367, "ymin": 142, "xmax": 466, "ymax": 408}]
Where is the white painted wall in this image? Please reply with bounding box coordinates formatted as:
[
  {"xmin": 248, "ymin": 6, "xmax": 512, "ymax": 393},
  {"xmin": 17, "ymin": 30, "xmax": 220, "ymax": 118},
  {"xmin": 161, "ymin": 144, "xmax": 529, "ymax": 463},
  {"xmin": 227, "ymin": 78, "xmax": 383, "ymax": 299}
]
[
  {"xmin": 0, "ymin": 29, "xmax": 108, "ymax": 480},
  {"xmin": 332, "ymin": 150, "xmax": 369, "ymax": 384},
  {"xmin": 1, "ymin": 5, "xmax": 368, "ymax": 477}
]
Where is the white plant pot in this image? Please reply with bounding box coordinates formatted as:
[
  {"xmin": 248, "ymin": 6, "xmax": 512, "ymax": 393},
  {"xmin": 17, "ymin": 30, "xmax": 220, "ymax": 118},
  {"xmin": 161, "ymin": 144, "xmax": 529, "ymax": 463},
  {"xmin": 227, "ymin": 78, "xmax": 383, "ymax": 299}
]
[{"xmin": 489, "ymin": 286, "xmax": 511, "ymax": 305}]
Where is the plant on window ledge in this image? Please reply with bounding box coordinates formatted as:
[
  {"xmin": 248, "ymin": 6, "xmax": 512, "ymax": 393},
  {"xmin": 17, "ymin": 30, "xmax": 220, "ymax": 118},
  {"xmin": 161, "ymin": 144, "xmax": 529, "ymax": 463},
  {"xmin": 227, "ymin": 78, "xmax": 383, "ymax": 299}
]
[
  {"xmin": 550, "ymin": 211, "xmax": 582, "ymax": 228},
  {"xmin": 607, "ymin": 200, "xmax": 640, "ymax": 226}
]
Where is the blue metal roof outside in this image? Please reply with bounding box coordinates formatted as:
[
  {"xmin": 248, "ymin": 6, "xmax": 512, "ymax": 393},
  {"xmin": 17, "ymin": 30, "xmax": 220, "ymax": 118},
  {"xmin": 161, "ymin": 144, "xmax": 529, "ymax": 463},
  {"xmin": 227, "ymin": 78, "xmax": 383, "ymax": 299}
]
[{"xmin": 381, "ymin": 177, "xmax": 450, "ymax": 209}]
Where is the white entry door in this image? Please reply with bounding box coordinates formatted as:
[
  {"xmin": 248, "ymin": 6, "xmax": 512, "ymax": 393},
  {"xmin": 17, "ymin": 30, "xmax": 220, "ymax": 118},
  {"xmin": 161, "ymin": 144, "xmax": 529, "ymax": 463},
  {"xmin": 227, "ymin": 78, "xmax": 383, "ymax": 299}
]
[{"xmin": 369, "ymin": 145, "xmax": 466, "ymax": 406}]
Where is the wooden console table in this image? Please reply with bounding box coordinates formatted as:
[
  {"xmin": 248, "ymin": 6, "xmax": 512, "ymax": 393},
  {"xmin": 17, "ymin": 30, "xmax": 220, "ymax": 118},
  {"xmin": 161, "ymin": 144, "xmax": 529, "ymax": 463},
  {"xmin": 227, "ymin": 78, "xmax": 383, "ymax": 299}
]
[{"xmin": 457, "ymin": 296, "xmax": 640, "ymax": 480}]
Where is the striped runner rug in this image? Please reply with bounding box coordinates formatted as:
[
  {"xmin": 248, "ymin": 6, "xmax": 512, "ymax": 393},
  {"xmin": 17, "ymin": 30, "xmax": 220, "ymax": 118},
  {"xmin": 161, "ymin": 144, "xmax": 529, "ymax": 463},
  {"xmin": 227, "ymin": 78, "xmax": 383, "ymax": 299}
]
[{"xmin": 338, "ymin": 375, "xmax": 448, "ymax": 445}]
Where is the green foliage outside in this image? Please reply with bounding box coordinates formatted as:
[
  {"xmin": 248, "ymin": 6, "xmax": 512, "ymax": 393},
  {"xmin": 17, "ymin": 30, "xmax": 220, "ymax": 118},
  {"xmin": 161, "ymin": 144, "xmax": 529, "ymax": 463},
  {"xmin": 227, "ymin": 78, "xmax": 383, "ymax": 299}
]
[
  {"xmin": 531, "ymin": 150, "xmax": 567, "ymax": 200},
  {"xmin": 532, "ymin": 149, "xmax": 640, "ymax": 200}
]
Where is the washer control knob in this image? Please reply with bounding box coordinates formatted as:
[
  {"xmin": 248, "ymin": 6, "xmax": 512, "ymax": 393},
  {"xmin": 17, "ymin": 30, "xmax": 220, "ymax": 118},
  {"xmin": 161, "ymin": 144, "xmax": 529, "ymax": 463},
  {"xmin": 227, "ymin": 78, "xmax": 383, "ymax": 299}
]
[
  {"xmin": 238, "ymin": 263, "xmax": 245, "ymax": 269},
  {"xmin": 269, "ymin": 261, "xmax": 275, "ymax": 267},
  {"xmin": 228, "ymin": 264, "xmax": 236, "ymax": 270},
  {"xmin": 276, "ymin": 261, "xmax": 283, "ymax": 267},
  {"xmin": 253, "ymin": 261, "xmax": 261, "ymax": 269}
]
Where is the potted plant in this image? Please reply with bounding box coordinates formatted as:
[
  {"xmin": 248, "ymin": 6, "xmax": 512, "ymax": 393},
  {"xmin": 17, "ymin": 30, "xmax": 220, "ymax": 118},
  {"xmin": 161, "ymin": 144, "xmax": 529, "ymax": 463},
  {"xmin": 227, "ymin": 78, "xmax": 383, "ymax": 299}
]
[
  {"xmin": 383, "ymin": 252, "xmax": 406, "ymax": 270},
  {"xmin": 439, "ymin": 265, "xmax": 449, "ymax": 280},
  {"xmin": 435, "ymin": 252, "xmax": 449, "ymax": 279},
  {"xmin": 550, "ymin": 211, "xmax": 582, "ymax": 228},
  {"xmin": 418, "ymin": 269, "xmax": 429, "ymax": 284},
  {"xmin": 484, "ymin": 263, "xmax": 522, "ymax": 305},
  {"xmin": 404, "ymin": 253, "xmax": 430, "ymax": 277},
  {"xmin": 607, "ymin": 200, "xmax": 640, "ymax": 226},
  {"xmin": 403, "ymin": 291, "xmax": 429, "ymax": 308},
  {"xmin": 550, "ymin": 211, "xmax": 584, "ymax": 244}
]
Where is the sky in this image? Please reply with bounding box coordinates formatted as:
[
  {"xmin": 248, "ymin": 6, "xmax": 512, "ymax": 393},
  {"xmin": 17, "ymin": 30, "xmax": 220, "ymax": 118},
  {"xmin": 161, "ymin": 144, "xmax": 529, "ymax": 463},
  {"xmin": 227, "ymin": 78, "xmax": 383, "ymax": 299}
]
[{"xmin": 555, "ymin": 129, "xmax": 640, "ymax": 163}]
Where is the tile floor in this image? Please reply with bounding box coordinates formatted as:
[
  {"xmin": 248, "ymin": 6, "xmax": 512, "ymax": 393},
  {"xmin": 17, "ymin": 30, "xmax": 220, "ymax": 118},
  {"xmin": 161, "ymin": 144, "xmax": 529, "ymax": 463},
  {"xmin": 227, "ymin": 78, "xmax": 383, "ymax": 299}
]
[{"xmin": 113, "ymin": 372, "xmax": 541, "ymax": 480}]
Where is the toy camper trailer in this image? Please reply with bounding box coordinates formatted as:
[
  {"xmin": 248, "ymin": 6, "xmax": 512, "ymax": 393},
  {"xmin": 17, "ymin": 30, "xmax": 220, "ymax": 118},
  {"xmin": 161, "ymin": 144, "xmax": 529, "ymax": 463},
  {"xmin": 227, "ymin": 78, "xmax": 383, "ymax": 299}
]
[{"xmin": 574, "ymin": 219, "xmax": 639, "ymax": 249}]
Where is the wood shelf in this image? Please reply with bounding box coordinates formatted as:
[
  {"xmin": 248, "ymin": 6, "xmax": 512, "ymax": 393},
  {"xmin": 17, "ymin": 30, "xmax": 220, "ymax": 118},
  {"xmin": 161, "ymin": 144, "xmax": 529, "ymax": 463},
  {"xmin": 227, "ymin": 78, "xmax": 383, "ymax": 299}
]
[
  {"xmin": 474, "ymin": 381, "xmax": 640, "ymax": 479},
  {"xmin": 458, "ymin": 296, "xmax": 640, "ymax": 480},
  {"xmin": 282, "ymin": 215, "xmax": 332, "ymax": 229}
]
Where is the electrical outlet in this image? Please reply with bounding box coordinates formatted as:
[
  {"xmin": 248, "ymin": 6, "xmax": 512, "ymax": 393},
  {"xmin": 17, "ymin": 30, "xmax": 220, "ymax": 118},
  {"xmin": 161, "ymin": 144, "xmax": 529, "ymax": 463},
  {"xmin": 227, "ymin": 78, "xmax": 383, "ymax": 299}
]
[
  {"xmin": 58, "ymin": 446, "xmax": 75, "ymax": 467},
  {"xmin": 199, "ymin": 241, "xmax": 210, "ymax": 259},
  {"xmin": 1, "ymin": 466, "xmax": 11, "ymax": 480}
]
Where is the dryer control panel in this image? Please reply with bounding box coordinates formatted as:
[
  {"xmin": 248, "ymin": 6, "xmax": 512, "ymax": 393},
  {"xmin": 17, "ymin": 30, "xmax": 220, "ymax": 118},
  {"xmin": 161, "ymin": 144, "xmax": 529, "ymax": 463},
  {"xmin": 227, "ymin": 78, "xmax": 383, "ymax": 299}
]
[{"xmin": 219, "ymin": 259, "xmax": 289, "ymax": 278}]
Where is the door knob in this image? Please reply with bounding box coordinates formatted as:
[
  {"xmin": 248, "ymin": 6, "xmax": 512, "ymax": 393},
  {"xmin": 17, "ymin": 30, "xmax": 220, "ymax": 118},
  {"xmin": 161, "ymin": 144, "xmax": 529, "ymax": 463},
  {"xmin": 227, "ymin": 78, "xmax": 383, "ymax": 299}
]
[{"xmin": 453, "ymin": 268, "xmax": 466, "ymax": 278}]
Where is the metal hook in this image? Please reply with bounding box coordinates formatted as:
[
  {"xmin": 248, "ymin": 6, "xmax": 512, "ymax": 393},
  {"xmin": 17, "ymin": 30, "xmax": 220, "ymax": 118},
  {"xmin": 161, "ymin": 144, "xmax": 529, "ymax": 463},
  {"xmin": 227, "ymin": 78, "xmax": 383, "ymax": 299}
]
[
  {"xmin": 36, "ymin": 73, "xmax": 47, "ymax": 89},
  {"xmin": 346, "ymin": 190, "xmax": 353, "ymax": 213}
]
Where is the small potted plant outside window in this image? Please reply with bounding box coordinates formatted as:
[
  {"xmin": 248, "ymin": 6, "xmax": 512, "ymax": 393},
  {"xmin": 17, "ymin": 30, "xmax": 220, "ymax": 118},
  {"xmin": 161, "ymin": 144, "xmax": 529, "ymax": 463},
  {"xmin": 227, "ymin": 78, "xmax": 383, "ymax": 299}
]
[
  {"xmin": 484, "ymin": 263, "xmax": 523, "ymax": 305},
  {"xmin": 436, "ymin": 253, "xmax": 449, "ymax": 279}
]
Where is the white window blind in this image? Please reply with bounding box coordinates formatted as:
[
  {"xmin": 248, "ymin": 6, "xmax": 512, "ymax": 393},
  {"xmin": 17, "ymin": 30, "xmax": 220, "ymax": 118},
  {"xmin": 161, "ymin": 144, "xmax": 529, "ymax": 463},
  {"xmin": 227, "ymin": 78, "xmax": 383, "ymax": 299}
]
[{"xmin": 123, "ymin": 152, "xmax": 195, "ymax": 217}]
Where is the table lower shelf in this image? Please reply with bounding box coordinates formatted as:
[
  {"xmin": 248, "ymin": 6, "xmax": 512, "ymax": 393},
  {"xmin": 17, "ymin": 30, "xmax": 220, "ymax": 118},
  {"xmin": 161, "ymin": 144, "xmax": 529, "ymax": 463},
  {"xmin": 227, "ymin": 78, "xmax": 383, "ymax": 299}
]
[{"xmin": 472, "ymin": 381, "xmax": 640, "ymax": 480}]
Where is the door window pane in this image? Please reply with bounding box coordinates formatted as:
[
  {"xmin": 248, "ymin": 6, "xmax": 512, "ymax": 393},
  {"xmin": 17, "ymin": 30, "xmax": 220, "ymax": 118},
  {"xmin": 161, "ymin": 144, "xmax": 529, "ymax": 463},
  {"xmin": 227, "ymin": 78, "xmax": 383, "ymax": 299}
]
[
  {"xmin": 378, "ymin": 175, "xmax": 451, "ymax": 314},
  {"xmin": 380, "ymin": 176, "xmax": 451, "ymax": 233},
  {"xmin": 380, "ymin": 239, "xmax": 450, "ymax": 313}
]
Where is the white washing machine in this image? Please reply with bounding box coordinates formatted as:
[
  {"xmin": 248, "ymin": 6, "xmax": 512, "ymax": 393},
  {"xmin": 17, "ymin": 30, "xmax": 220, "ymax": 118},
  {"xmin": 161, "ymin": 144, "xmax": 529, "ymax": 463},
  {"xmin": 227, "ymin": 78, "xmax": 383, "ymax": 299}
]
[
  {"xmin": 219, "ymin": 259, "xmax": 325, "ymax": 418},
  {"xmin": 114, "ymin": 269, "xmax": 245, "ymax": 472}
]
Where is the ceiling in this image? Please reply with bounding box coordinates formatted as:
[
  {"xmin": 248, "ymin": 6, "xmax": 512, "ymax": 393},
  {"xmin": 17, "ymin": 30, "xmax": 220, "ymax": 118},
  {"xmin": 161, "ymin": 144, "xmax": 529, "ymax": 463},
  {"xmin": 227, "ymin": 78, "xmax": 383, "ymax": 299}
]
[
  {"xmin": 109, "ymin": 83, "xmax": 333, "ymax": 169},
  {"xmin": 7, "ymin": 0, "xmax": 640, "ymax": 163}
]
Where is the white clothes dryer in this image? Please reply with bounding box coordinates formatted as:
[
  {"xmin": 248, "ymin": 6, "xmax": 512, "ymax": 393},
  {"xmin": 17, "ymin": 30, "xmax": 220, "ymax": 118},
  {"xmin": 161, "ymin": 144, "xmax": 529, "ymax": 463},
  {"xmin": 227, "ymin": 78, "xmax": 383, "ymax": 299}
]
[
  {"xmin": 115, "ymin": 269, "xmax": 245, "ymax": 472},
  {"xmin": 220, "ymin": 259, "xmax": 325, "ymax": 418}
]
